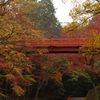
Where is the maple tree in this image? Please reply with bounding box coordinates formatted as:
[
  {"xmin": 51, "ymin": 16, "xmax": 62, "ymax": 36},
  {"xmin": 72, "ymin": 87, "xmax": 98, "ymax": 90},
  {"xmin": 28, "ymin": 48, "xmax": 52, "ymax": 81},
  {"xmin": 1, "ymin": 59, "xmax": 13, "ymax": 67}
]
[
  {"xmin": 62, "ymin": 0, "xmax": 100, "ymax": 34},
  {"xmin": 0, "ymin": 0, "xmax": 46, "ymax": 99},
  {"xmin": 61, "ymin": 0, "xmax": 100, "ymax": 99},
  {"xmin": 0, "ymin": 51, "xmax": 36, "ymax": 100},
  {"xmin": 66, "ymin": 54, "xmax": 100, "ymax": 86},
  {"xmin": 0, "ymin": 0, "xmax": 14, "ymax": 16},
  {"xmin": 0, "ymin": 0, "xmax": 62, "ymax": 99},
  {"xmin": 62, "ymin": 10, "xmax": 100, "ymax": 100},
  {"xmin": 29, "ymin": 54, "xmax": 70, "ymax": 100},
  {"xmin": 2, "ymin": 0, "xmax": 100, "ymax": 99},
  {"xmin": 63, "ymin": 22, "xmax": 100, "ymax": 88},
  {"xmin": 0, "ymin": 0, "xmax": 45, "ymax": 45}
]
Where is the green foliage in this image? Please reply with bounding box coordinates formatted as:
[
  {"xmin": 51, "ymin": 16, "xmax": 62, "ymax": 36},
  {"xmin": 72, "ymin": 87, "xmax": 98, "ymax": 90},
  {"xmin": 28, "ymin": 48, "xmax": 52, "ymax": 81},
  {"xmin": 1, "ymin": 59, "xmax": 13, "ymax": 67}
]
[
  {"xmin": 48, "ymin": 81, "xmax": 66, "ymax": 96},
  {"xmin": 62, "ymin": 75, "xmax": 93, "ymax": 97},
  {"xmin": 32, "ymin": 0, "xmax": 62, "ymax": 38},
  {"xmin": 0, "ymin": 74, "xmax": 3, "ymax": 79},
  {"xmin": 86, "ymin": 85, "xmax": 100, "ymax": 100},
  {"xmin": 24, "ymin": 75, "xmax": 36, "ymax": 84}
]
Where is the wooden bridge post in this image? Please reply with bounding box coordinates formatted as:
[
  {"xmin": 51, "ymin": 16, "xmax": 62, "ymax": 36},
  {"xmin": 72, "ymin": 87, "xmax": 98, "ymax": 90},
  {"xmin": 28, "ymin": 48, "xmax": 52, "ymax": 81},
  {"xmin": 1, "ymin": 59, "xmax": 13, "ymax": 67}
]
[
  {"xmin": 51, "ymin": 38, "xmax": 54, "ymax": 46},
  {"xmin": 78, "ymin": 38, "xmax": 81, "ymax": 46}
]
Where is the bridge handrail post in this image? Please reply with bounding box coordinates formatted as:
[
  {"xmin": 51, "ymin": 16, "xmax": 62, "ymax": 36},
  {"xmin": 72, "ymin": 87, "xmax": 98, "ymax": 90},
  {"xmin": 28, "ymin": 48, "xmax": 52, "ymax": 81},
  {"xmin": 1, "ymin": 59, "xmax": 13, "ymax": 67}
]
[
  {"xmin": 78, "ymin": 38, "xmax": 81, "ymax": 46},
  {"xmin": 51, "ymin": 38, "xmax": 54, "ymax": 46},
  {"xmin": 78, "ymin": 38, "xmax": 80, "ymax": 46}
]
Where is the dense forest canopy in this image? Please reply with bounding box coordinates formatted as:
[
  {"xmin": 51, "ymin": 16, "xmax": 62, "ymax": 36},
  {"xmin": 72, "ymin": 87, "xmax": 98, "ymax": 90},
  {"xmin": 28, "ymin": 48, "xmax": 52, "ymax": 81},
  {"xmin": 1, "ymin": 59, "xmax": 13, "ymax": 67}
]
[{"xmin": 0, "ymin": 0, "xmax": 100, "ymax": 100}]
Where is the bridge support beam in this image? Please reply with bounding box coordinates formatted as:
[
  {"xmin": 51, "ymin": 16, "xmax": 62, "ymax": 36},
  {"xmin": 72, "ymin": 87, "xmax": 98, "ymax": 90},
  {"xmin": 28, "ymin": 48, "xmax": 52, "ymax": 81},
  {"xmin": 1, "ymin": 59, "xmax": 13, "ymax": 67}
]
[{"xmin": 47, "ymin": 46, "xmax": 81, "ymax": 53}]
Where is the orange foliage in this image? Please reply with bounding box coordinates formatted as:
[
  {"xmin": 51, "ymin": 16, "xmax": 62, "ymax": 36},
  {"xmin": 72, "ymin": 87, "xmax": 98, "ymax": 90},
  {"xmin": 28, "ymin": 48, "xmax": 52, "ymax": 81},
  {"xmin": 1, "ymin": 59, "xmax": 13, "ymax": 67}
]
[{"xmin": 51, "ymin": 71, "xmax": 62, "ymax": 83}]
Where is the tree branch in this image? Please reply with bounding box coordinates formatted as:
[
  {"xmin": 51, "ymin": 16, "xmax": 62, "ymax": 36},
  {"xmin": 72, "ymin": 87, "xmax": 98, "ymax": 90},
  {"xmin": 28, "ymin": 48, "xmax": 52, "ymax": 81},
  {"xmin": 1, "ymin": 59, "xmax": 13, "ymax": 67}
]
[{"xmin": 0, "ymin": 0, "xmax": 13, "ymax": 6}]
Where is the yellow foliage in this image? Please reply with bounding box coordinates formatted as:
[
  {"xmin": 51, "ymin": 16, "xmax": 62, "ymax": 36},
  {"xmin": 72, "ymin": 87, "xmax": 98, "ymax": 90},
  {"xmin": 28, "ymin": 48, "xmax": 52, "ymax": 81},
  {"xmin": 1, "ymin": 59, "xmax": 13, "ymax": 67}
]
[
  {"xmin": 0, "ymin": 0, "xmax": 45, "ymax": 54},
  {"xmin": 5, "ymin": 74, "xmax": 16, "ymax": 80},
  {"xmin": 11, "ymin": 85, "xmax": 25, "ymax": 96},
  {"xmin": 79, "ymin": 30, "xmax": 100, "ymax": 58},
  {"xmin": 0, "ymin": 93, "xmax": 5, "ymax": 97},
  {"xmin": 63, "ymin": 0, "xmax": 100, "ymax": 32},
  {"xmin": 62, "ymin": 21, "xmax": 82, "ymax": 34},
  {"xmin": 0, "ymin": 0, "xmax": 44, "ymax": 98},
  {"xmin": 13, "ymin": 67, "xmax": 22, "ymax": 77},
  {"xmin": 4, "ymin": 51, "xmax": 33, "ymax": 75}
]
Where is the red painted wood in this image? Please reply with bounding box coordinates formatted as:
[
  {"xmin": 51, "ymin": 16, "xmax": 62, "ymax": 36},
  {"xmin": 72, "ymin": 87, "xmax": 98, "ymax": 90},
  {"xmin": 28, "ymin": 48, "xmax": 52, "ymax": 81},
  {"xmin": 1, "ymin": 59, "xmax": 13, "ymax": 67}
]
[
  {"xmin": 11, "ymin": 38, "xmax": 86, "ymax": 53},
  {"xmin": 30, "ymin": 38, "xmax": 86, "ymax": 47},
  {"xmin": 29, "ymin": 38, "xmax": 86, "ymax": 53}
]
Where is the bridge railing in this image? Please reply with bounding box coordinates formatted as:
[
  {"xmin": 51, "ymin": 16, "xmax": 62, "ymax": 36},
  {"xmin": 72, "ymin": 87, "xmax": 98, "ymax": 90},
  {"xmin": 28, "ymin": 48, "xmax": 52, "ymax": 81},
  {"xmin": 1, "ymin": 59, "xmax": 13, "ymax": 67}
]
[{"xmin": 30, "ymin": 38, "xmax": 86, "ymax": 47}]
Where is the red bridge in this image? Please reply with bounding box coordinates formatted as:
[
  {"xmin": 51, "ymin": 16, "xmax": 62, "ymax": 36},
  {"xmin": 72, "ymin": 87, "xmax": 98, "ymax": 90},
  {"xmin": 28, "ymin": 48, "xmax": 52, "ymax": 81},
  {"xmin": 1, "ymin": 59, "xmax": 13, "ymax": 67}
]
[{"xmin": 29, "ymin": 38, "xmax": 86, "ymax": 53}]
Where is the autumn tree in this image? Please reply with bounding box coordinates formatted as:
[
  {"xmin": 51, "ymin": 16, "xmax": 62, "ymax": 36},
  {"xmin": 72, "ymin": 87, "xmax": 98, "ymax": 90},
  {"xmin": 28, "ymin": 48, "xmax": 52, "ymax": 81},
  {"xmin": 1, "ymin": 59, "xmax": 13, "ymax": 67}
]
[
  {"xmin": 63, "ymin": 0, "xmax": 100, "ymax": 34},
  {"xmin": 0, "ymin": 51, "xmax": 36, "ymax": 99},
  {"xmin": 0, "ymin": 0, "xmax": 46, "ymax": 99},
  {"xmin": 63, "ymin": 23, "xmax": 100, "ymax": 98},
  {"xmin": 0, "ymin": 0, "xmax": 45, "ymax": 50},
  {"xmin": 62, "ymin": 0, "xmax": 100, "ymax": 99},
  {"xmin": 0, "ymin": 0, "xmax": 14, "ymax": 16},
  {"xmin": 65, "ymin": 52, "xmax": 100, "ymax": 99},
  {"xmin": 29, "ymin": 54, "xmax": 70, "ymax": 100}
]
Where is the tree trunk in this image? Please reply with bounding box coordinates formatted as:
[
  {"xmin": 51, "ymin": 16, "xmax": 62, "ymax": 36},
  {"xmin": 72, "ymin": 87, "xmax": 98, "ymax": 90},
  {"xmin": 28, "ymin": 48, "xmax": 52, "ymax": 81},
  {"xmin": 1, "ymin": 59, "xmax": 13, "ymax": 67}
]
[
  {"xmin": 34, "ymin": 80, "xmax": 44, "ymax": 100},
  {"xmin": 3, "ymin": 78, "xmax": 7, "ymax": 100}
]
